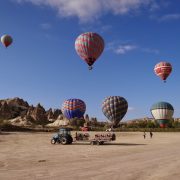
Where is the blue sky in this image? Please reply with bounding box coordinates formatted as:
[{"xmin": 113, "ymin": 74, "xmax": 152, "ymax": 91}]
[{"xmin": 0, "ymin": 0, "xmax": 180, "ymax": 121}]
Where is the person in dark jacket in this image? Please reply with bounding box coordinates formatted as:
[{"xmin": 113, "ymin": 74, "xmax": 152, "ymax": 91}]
[
  {"xmin": 143, "ymin": 131, "xmax": 146, "ymax": 139},
  {"xmin": 150, "ymin": 131, "xmax": 153, "ymax": 138}
]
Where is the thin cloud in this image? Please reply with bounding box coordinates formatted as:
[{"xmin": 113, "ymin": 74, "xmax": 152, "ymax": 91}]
[
  {"xmin": 100, "ymin": 25, "xmax": 112, "ymax": 33},
  {"xmin": 13, "ymin": 0, "xmax": 158, "ymax": 23},
  {"xmin": 158, "ymin": 13, "xmax": 180, "ymax": 22},
  {"xmin": 107, "ymin": 42, "xmax": 138, "ymax": 54},
  {"xmin": 106, "ymin": 41, "xmax": 138, "ymax": 54},
  {"xmin": 107, "ymin": 41, "xmax": 159, "ymax": 55},
  {"xmin": 149, "ymin": 1, "xmax": 159, "ymax": 11},
  {"xmin": 81, "ymin": 24, "xmax": 112, "ymax": 34},
  {"xmin": 40, "ymin": 23, "xmax": 52, "ymax": 30},
  {"xmin": 128, "ymin": 107, "xmax": 135, "ymax": 111},
  {"xmin": 115, "ymin": 44, "xmax": 137, "ymax": 54},
  {"xmin": 141, "ymin": 48, "xmax": 159, "ymax": 54}
]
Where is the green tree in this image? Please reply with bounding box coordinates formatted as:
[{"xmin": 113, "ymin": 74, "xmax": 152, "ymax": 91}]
[{"xmin": 146, "ymin": 121, "xmax": 156, "ymax": 128}]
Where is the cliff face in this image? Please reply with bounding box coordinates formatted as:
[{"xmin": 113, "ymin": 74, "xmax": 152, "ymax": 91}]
[
  {"xmin": 0, "ymin": 97, "xmax": 29, "ymax": 120},
  {"xmin": 0, "ymin": 97, "xmax": 62, "ymax": 125},
  {"xmin": 26, "ymin": 103, "xmax": 47, "ymax": 123}
]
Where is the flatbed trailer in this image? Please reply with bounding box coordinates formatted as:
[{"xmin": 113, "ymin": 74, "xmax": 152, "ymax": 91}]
[{"xmin": 74, "ymin": 132, "xmax": 116, "ymax": 145}]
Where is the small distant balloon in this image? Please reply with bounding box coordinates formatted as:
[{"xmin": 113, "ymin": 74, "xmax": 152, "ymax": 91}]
[
  {"xmin": 75, "ymin": 32, "xmax": 104, "ymax": 70},
  {"xmin": 154, "ymin": 62, "xmax": 172, "ymax": 82},
  {"xmin": 1, "ymin": 34, "xmax": 13, "ymax": 48}
]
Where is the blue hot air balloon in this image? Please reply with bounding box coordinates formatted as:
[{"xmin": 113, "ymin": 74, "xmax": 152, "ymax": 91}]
[{"xmin": 62, "ymin": 99, "xmax": 86, "ymax": 120}]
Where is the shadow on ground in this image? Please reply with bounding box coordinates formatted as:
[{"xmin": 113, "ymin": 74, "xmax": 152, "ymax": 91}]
[
  {"xmin": 0, "ymin": 132, "xmax": 16, "ymax": 135},
  {"xmin": 104, "ymin": 142, "xmax": 147, "ymax": 146},
  {"xmin": 68, "ymin": 142, "xmax": 147, "ymax": 146}
]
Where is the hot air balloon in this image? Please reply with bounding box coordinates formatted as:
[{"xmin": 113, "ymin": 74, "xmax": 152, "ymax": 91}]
[
  {"xmin": 62, "ymin": 99, "xmax": 86, "ymax": 120},
  {"xmin": 150, "ymin": 102, "xmax": 174, "ymax": 128},
  {"xmin": 102, "ymin": 96, "xmax": 128, "ymax": 128},
  {"xmin": 1, "ymin": 34, "xmax": 13, "ymax": 48},
  {"xmin": 75, "ymin": 32, "xmax": 104, "ymax": 70},
  {"xmin": 154, "ymin": 62, "xmax": 172, "ymax": 82}
]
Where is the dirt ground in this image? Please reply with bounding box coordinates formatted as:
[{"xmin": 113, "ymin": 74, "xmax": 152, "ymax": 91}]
[{"xmin": 0, "ymin": 131, "xmax": 180, "ymax": 180}]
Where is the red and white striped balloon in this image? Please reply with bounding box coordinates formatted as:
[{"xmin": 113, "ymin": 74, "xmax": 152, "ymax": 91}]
[
  {"xmin": 154, "ymin": 62, "xmax": 172, "ymax": 82},
  {"xmin": 75, "ymin": 32, "xmax": 104, "ymax": 70}
]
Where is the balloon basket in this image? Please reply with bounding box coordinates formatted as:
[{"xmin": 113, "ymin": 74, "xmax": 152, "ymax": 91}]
[{"xmin": 88, "ymin": 66, "xmax": 93, "ymax": 70}]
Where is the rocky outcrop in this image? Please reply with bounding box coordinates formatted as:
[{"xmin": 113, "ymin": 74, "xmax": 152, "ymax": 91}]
[
  {"xmin": 0, "ymin": 97, "xmax": 63, "ymax": 126},
  {"xmin": 8, "ymin": 116, "xmax": 33, "ymax": 126},
  {"xmin": 0, "ymin": 102, "xmax": 12, "ymax": 119},
  {"xmin": 2, "ymin": 97, "xmax": 29, "ymax": 108},
  {"xmin": 46, "ymin": 108, "xmax": 54, "ymax": 120},
  {"xmin": 0, "ymin": 97, "xmax": 29, "ymax": 120},
  {"xmin": 46, "ymin": 108, "xmax": 62, "ymax": 122},
  {"xmin": 46, "ymin": 115, "xmax": 69, "ymax": 127},
  {"xmin": 26, "ymin": 103, "xmax": 47, "ymax": 123},
  {"xmin": 52, "ymin": 109, "xmax": 62, "ymax": 119}
]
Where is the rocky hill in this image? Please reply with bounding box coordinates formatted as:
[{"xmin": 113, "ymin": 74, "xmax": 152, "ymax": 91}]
[{"xmin": 0, "ymin": 97, "xmax": 63, "ymax": 126}]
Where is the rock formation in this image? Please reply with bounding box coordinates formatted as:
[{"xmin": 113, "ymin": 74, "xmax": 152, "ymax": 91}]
[
  {"xmin": 0, "ymin": 97, "xmax": 29, "ymax": 120},
  {"xmin": 0, "ymin": 97, "xmax": 63, "ymax": 126}
]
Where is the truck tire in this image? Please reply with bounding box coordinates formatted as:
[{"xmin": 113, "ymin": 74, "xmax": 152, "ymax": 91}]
[
  {"xmin": 51, "ymin": 139, "xmax": 56, "ymax": 144},
  {"xmin": 112, "ymin": 134, "xmax": 116, "ymax": 141},
  {"xmin": 61, "ymin": 137, "xmax": 68, "ymax": 145},
  {"xmin": 99, "ymin": 141, "xmax": 104, "ymax": 145},
  {"xmin": 90, "ymin": 141, "xmax": 96, "ymax": 145},
  {"xmin": 90, "ymin": 141, "xmax": 94, "ymax": 145},
  {"xmin": 67, "ymin": 136, "xmax": 73, "ymax": 144},
  {"xmin": 97, "ymin": 141, "xmax": 100, "ymax": 145}
]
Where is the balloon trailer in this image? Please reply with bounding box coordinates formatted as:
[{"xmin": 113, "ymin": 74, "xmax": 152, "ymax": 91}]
[{"xmin": 51, "ymin": 128, "xmax": 116, "ymax": 145}]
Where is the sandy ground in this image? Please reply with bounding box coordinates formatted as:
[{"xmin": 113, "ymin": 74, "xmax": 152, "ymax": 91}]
[{"xmin": 0, "ymin": 131, "xmax": 180, "ymax": 180}]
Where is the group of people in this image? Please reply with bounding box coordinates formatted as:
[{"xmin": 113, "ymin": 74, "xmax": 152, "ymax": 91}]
[{"xmin": 143, "ymin": 131, "xmax": 153, "ymax": 139}]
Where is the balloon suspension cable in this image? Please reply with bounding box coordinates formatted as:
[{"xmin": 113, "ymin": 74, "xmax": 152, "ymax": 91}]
[
  {"xmin": 88, "ymin": 66, "xmax": 93, "ymax": 70},
  {"xmin": 164, "ymin": 80, "xmax": 166, "ymax": 83}
]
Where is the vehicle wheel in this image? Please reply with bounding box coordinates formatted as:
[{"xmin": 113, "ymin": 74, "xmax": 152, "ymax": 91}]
[
  {"xmin": 90, "ymin": 141, "xmax": 94, "ymax": 145},
  {"xmin": 112, "ymin": 134, "xmax": 116, "ymax": 141},
  {"xmin": 99, "ymin": 141, "xmax": 104, "ymax": 145},
  {"xmin": 61, "ymin": 137, "xmax": 68, "ymax": 145},
  {"xmin": 57, "ymin": 139, "xmax": 61, "ymax": 144},
  {"xmin": 67, "ymin": 136, "xmax": 73, "ymax": 144},
  {"xmin": 51, "ymin": 139, "xmax": 56, "ymax": 144}
]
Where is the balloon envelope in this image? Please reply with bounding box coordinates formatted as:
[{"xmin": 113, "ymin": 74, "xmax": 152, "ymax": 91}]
[
  {"xmin": 75, "ymin": 32, "xmax": 104, "ymax": 69},
  {"xmin": 154, "ymin": 62, "xmax": 172, "ymax": 82},
  {"xmin": 62, "ymin": 99, "xmax": 86, "ymax": 120},
  {"xmin": 150, "ymin": 101, "xmax": 174, "ymax": 128},
  {"xmin": 1, "ymin": 34, "xmax": 13, "ymax": 47},
  {"xmin": 102, "ymin": 96, "xmax": 128, "ymax": 127}
]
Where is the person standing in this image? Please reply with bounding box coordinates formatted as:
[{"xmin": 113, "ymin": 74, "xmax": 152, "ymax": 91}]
[
  {"xmin": 150, "ymin": 131, "xmax": 153, "ymax": 138},
  {"xmin": 143, "ymin": 131, "xmax": 146, "ymax": 139}
]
